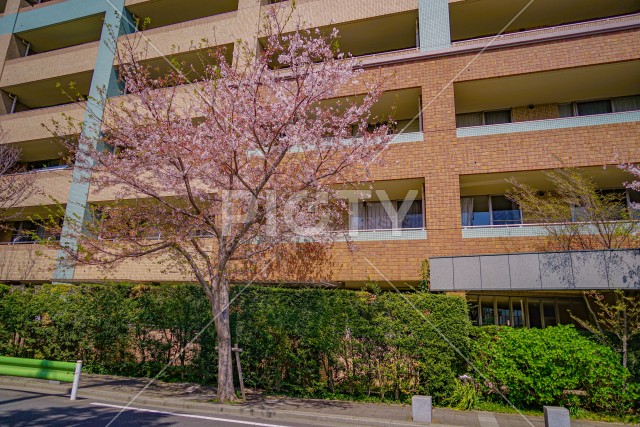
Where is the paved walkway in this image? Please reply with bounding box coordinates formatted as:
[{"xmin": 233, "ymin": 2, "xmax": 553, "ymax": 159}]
[{"xmin": 0, "ymin": 374, "xmax": 633, "ymax": 427}]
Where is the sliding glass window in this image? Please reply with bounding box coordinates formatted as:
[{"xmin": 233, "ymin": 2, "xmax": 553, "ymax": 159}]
[{"xmin": 461, "ymin": 195, "xmax": 521, "ymax": 226}]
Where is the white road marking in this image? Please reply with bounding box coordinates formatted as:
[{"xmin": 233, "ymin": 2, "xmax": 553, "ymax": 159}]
[{"xmin": 90, "ymin": 402, "xmax": 293, "ymax": 427}]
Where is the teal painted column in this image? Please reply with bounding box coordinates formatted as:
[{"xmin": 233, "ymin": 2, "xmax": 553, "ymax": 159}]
[
  {"xmin": 54, "ymin": 1, "xmax": 135, "ymax": 281},
  {"xmin": 418, "ymin": 0, "xmax": 451, "ymax": 51}
]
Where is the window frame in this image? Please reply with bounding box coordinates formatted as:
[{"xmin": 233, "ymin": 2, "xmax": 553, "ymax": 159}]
[
  {"xmin": 462, "ymin": 194, "xmax": 523, "ymax": 227},
  {"xmin": 455, "ymin": 108, "xmax": 512, "ymax": 128},
  {"xmin": 355, "ymin": 199, "xmax": 424, "ymax": 231}
]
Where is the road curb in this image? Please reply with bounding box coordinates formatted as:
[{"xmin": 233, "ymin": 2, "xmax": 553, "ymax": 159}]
[{"xmin": 0, "ymin": 378, "xmax": 456, "ymax": 427}]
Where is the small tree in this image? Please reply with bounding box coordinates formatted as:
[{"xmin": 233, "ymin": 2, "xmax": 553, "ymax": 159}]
[
  {"xmin": 507, "ymin": 168, "xmax": 640, "ymax": 368},
  {"xmin": 54, "ymin": 8, "xmax": 391, "ymax": 401},
  {"xmin": 507, "ymin": 168, "xmax": 639, "ymax": 252},
  {"xmin": 571, "ymin": 290, "xmax": 640, "ymax": 370}
]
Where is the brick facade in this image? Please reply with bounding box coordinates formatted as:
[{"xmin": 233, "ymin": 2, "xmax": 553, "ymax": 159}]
[{"xmin": 0, "ymin": 1, "xmax": 638, "ymax": 286}]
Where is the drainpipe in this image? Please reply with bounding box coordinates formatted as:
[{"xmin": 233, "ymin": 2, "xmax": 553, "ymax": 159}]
[
  {"xmin": 9, "ymin": 94, "xmax": 18, "ymax": 114},
  {"xmin": 21, "ymin": 39, "xmax": 30, "ymax": 57},
  {"xmin": 418, "ymin": 95, "xmax": 423, "ymax": 132}
]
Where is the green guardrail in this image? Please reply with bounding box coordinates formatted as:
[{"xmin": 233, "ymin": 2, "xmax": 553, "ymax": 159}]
[{"xmin": 0, "ymin": 356, "xmax": 83, "ymax": 399}]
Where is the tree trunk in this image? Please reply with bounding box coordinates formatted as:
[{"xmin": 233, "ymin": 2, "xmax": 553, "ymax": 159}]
[{"xmin": 213, "ymin": 277, "xmax": 236, "ymax": 402}]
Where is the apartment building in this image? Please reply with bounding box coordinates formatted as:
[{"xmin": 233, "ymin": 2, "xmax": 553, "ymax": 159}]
[{"xmin": 0, "ymin": 0, "xmax": 638, "ymax": 328}]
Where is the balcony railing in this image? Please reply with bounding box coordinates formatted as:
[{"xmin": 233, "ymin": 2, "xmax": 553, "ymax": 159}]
[
  {"xmin": 339, "ymin": 227, "xmax": 427, "ymax": 241},
  {"xmin": 2, "ymin": 233, "xmax": 60, "ymax": 245},
  {"xmin": 451, "ymin": 12, "xmax": 640, "ymax": 48},
  {"xmin": 456, "ymin": 110, "xmax": 640, "ymax": 138},
  {"xmin": 462, "ymin": 220, "xmax": 639, "ymax": 238}
]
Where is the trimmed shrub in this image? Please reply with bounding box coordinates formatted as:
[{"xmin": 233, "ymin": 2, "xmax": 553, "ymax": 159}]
[
  {"xmin": 0, "ymin": 283, "xmax": 470, "ymax": 402},
  {"xmin": 232, "ymin": 288, "xmax": 470, "ymax": 401},
  {"xmin": 469, "ymin": 325, "xmax": 638, "ymax": 414}
]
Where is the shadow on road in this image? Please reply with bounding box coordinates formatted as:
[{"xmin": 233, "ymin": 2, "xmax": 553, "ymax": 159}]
[{"xmin": 0, "ymin": 390, "xmax": 175, "ymax": 427}]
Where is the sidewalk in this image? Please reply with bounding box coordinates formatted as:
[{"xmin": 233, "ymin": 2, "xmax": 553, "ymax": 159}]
[{"xmin": 0, "ymin": 374, "xmax": 632, "ymax": 427}]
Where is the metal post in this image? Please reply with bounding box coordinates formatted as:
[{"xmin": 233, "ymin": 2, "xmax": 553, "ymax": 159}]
[
  {"xmin": 9, "ymin": 94, "xmax": 17, "ymax": 114},
  {"xmin": 70, "ymin": 360, "xmax": 82, "ymax": 400},
  {"xmin": 21, "ymin": 39, "xmax": 31, "ymax": 57},
  {"xmin": 232, "ymin": 346, "xmax": 245, "ymax": 401}
]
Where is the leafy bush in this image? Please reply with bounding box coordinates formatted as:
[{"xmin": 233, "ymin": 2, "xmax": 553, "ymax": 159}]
[
  {"xmin": 469, "ymin": 325, "xmax": 638, "ymax": 415},
  {"xmin": 232, "ymin": 287, "xmax": 470, "ymax": 401},
  {"xmin": 0, "ymin": 283, "xmax": 470, "ymax": 402},
  {"xmin": 3, "ymin": 283, "xmax": 635, "ymax": 415}
]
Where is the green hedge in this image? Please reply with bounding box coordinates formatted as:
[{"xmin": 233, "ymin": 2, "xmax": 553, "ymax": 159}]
[
  {"xmin": 469, "ymin": 325, "xmax": 639, "ymax": 414},
  {"xmin": 0, "ymin": 283, "xmax": 469, "ymax": 402},
  {"xmin": 233, "ymin": 287, "xmax": 470, "ymax": 400},
  {"xmin": 1, "ymin": 282, "xmax": 636, "ymax": 414}
]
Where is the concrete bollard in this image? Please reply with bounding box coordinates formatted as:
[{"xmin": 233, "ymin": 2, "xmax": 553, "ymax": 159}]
[
  {"xmin": 544, "ymin": 406, "xmax": 570, "ymax": 427},
  {"xmin": 70, "ymin": 360, "xmax": 82, "ymax": 401},
  {"xmin": 412, "ymin": 395, "xmax": 432, "ymax": 423}
]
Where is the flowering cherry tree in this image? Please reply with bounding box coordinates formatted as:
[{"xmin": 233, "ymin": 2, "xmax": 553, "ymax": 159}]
[{"xmin": 56, "ymin": 8, "xmax": 390, "ymax": 401}]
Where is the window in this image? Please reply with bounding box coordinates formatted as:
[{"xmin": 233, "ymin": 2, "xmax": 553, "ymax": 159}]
[
  {"xmin": 558, "ymin": 103, "xmax": 574, "ymax": 118},
  {"xmin": 469, "ymin": 296, "xmax": 588, "ymax": 329},
  {"xmin": 468, "ymin": 298, "xmax": 479, "ymax": 326},
  {"xmin": 401, "ymin": 200, "xmax": 423, "ymax": 228},
  {"xmin": 628, "ymin": 189, "xmax": 640, "ymax": 218},
  {"xmin": 512, "ymin": 300, "xmax": 525, "ymax": 328},
  {"xmin": 484, "ymin": 109, "xmax": 511, "ymax": 125},
  {"xmin": 455, "ymin": 109, "xmax": 511, "ymax": 128},
  {"xmin": 572, "ymin": 188, "xmax": 639, "ymax": 221},
  {"xmin": 543, "ymin": 302, "xmax": 557, "ymax": 327},
  {"xmin": 497, "ymin": 300, "xmax": 510, "ymax": 326},
  {"xmin": 456, "ymin": 112, "xmax": 483, "ymax": 128},
  {"xmin": 558, "ymin": 95, "xmax": 640, "ymax": 118},
  {"xmin": 461, "ymin": 195, "xmax": 521, "ymax": 226},
  {"xmin": 612, "ymin": 95, "xmax": 640, "ymax": 113},
  {"xmin": 19, "ymin": 158, "xmax": 66, "ymax": 172},
  {"xmin": 10, "ymin": 220, "xmax": 58, "ymax": 243},
  {"xmin": 527, "ymin": 301, "xmax": 541, "ymax": 328},
  {"xmin": 354, "ymin": 199, "xmax": 423, "ymax": 230},
  {"xmin": 576, "ymin": 99, "xmax": 612, "ymax": 116},
  {"xmin": 480, "ymin": 300, "xmax": 495, "ymax": 326}
]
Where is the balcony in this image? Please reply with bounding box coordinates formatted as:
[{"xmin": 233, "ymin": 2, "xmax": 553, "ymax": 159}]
[
  {"xmin": 125, "ymin": 0, "xmax": 239, "ymax": 30},
  {"xmin": 0, "ymin": 166, "xmax": 72, "ymax": 209},
  {"xmin": 0, "ymin": 70, "xmax": 92, "ymax": 114},
  {"xmin": 335, "ymin": 178, "xmax": 426, "ymax": 241},
  {"xmin": 123, "ymin": 9, "xmax": 240, "ymax": 63},
  {"xmin": 11, "ymin": 9, "xmax": 104, "ymax": 58},
  {"xmin": 0, "ymin": 244, "xmax": 56, "ymax": 283},
  {"xmin": 272, "ymin": 0, "xmax": 418, "ymax": 35},
  {"xmin": 324, "ymin": 87, "xmax": 423, "ymax": 141},
  {"xmin": 1, "ymin": 42, "xmax": 99, "ymax": 88},
  {"xmin": 449, "ymin": 0, "xmax": 640, "ymax": 43},
  {"xmin": 451, "ymin": 12, "xmax": 640, "ymax": 49},
  {"xmin": 459, "ymin": 167, "xmax": 639, "ymax": 238},
  {"xmin": 0, "ymin": 103, "xmax": 85, "ymax": 143},
  {"xmin": 261, "ymin": 9, "xmax": 419, "ymax": 64},
  {"xmin": 454, "ymin": 61, "xmax": 640, "ymax": 137}
]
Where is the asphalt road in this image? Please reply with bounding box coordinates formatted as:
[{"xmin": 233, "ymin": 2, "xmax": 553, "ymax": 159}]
[{"xmin": 0, "ymin": 388, "xmax": 323, "ymax": 427}]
